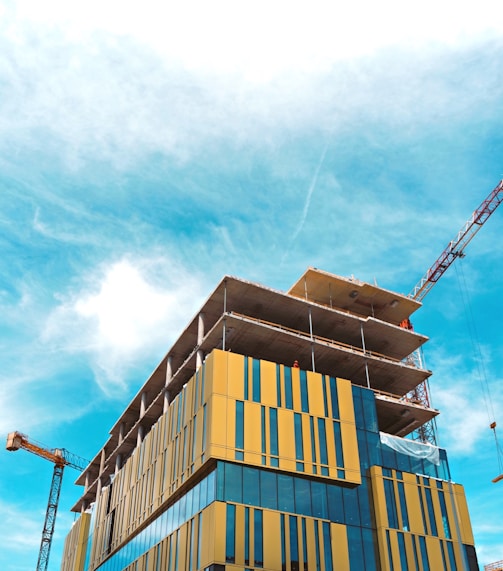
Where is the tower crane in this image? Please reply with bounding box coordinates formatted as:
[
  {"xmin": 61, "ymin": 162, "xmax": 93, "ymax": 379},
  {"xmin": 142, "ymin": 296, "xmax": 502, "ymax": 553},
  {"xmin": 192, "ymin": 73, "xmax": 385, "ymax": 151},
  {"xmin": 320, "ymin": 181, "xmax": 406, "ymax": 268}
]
[
  {"xmin": 6, "ymin": 431, "xmax": 89, "ymax": 571},
  {"xmin": 404, "ymin": 178, "xmax": 503, "ymax": 481}
]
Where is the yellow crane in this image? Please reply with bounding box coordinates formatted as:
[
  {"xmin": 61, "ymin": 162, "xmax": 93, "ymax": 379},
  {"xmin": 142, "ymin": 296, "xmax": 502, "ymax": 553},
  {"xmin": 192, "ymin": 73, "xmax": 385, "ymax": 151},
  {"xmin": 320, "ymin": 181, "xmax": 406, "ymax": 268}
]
[{"xmin": 6, "ymin": 431, "xmax": 89, "ymax": 571}]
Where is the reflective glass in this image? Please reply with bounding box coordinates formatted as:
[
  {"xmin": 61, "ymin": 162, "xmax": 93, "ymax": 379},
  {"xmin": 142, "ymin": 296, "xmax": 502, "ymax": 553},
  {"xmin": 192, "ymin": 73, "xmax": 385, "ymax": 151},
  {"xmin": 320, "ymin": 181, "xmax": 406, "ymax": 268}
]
[
  {"xmin": 270, "ymin": 408, "xmax": 279, "ymax": 456},
  {"xmin": 322, "ymin": 522, "xmax": 333, "ymax": 571},
  {"xmin": 397, "ymin": 532, "xmax": 408, "ymax": 570},
  {"xmin": 361, "ymin": 527, "xmax": 378, "ymax": 571},
  {"xmin": 278, "ymin": 473, "xmax": 295, "ymax": 513},
  {"xmin": 225, "ymin": 462, "xmax": 243, "ymax": 503},
  {"xmin": 419, "ymin": 536, "xmax": 430, "ymax": 571},
  {"xmin": 294, "ymin": 414, "xmax": 304, "ymax": 461},
  {"xmin": 438, "ymin": 491, "xmax": 451, "ymax": 539},
  {"xmin": 397, "ymin": 481, "xmax": 409, "ymax": 531},
  {"xmin": 352, "ymin": 386, "xmax": 365, "ymax": 430},
  {"xmin": 225, "ymin": 504, "xmax": 236, "ymax": 563},
  {"xmin": 314, "ymin": 520, "xmax": 321, "ymax": 571},
  {"xmin": 276, "ymin": 364, "xmax": 282, "ymax": 407},
  {"xmin": 329, "ymin": 376, "xmax": 339, "ymax": 419},
  {"xmin": 244, "ymin": 507, "xmax": 250, "ymax": 566},
  {"xmin": 300, "ymin": 370, "xmax": 309, "ymax": 413},
  {"xmin": 260, "ymin": 469, "xmax": 278, "ymax": 510},
  {"xmin": 284, "ymin": 367, "xmax": 293, "ymax": 409},
  {"xmin": 347, "ymin": 525, "xmax": 365, "ymax": 570},
  {"xmin": 252, "ymin": 359, "xmax": 261, "ymax": 403},
  {"xmin": 318, "ymin": 418, "xmax": 328, "ymax": 465},
  {"xmin": 289, "ymin": 516, "xmax": 299, "ymax": 571},
  {"xmin": 327, "ymin": 483, "xmax": 344, "ymax": 523},
  {"xmin": 243, "ymin": 466, "xmax": 260, "ymax": 506},
  {"xmin": 311, "ymin": 480, "xmax": 328, "ymax": 519},
  {"xmin": 383, "ymin": 479, "xmax": 398, "ymax": 529},
  {"xmin": 254, "ymin": 509, "xmax": 263, "ymax": 568},
  {"xmin": 294, "ymin": 477, "xmax": 311, "ymax": 516},
  {"xmin": 244, "ymin": 357, "xmax": 249, "ymax": 399},
  {"xmin": 425, "ymin": 487, "xmax": 438, "ymax": 536},
  {"xmin": 235, "ymin": 400, "xmax": 244, "ymax": 450},
  {"xmin": 332, "ymin": 421, "xmax": 344, "ymax": 468}
]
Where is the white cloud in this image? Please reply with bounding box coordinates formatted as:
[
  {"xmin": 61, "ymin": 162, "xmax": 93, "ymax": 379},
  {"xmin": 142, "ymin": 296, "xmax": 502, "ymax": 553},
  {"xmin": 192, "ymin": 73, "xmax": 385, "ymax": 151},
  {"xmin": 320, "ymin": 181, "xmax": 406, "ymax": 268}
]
[{"xmin": 43, "ymin": 256, "xmax": 205, "ymax": 394}]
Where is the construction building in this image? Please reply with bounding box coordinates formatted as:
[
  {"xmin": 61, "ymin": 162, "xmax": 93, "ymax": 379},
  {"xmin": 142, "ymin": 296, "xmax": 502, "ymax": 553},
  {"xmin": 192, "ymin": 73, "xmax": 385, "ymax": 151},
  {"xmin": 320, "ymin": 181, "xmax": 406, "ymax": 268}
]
[{"xmin": 60, "ymin": 268, "xmax": 479, "ymax": 571}]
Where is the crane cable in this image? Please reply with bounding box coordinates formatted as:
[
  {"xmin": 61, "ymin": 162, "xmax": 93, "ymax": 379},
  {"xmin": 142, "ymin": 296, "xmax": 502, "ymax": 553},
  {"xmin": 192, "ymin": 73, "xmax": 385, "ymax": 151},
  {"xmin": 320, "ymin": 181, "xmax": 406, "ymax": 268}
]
[{"xmin": 454, "ymin": 261, "xmax": 503, "ymax": 479}]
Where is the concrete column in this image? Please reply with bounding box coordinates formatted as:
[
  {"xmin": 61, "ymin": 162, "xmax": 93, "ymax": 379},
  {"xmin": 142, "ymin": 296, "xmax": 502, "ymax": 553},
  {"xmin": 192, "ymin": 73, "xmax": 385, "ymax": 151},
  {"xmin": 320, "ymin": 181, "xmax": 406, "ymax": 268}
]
[
  {"xmin": 96, "ymin": 477, "xmax": 102, "ymax": 500},
  {"xmin": 81, "ymin": 500, "xmax": 88, "ymax": 514},
  {"xmin": 196, "ymin": 313, "xmax": 205, "ymax": 369},
  {"xmin": 118, "ymin": 422, "xmax": 126, "ymax": 445},
  {"xmin": 164, "ymin": 356, "xmax": 173, "ymax": 413},
  {"xmin": 99, "ymin": 449, "xmax": 106, "ymax": 474},
  {"xmin": 137, "ymin": 426, "xmax": 145, "ymax": 447},
  {"xmin": 85, "ymin": 472, "xmax": 90, "ymax": 492},
  {"xmin": 140, "ymin": 391, "xmax": 148, "ymax": 418},
  {"xmin": 115, "ymin": 453, "xmax": 122, "ymax": 475}
]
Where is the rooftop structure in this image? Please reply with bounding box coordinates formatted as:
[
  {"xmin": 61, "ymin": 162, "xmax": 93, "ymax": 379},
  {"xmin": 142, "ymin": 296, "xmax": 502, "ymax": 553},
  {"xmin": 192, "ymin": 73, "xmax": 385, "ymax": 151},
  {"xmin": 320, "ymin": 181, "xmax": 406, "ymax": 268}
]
[{"xmin": 60, "ymin": 268, "xmax": 479, "ymax": 571}]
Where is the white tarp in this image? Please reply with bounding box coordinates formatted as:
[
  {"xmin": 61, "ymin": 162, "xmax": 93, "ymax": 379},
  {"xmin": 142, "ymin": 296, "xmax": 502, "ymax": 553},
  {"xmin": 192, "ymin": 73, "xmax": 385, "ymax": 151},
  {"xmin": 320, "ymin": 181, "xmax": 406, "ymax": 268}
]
[{"xmin": 380, "ymin": 432, "xmax": 440, "ymax": 466}]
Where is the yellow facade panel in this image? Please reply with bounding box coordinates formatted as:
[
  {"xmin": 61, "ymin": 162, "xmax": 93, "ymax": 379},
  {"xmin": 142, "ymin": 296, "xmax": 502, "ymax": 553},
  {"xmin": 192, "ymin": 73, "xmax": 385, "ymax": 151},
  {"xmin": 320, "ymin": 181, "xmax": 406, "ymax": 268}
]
[
  {"xmin": 305, "ymin": 517, "xmax": 317, "ymax": 571},
  {"xmin": 260, "ymin": 359, "xmax": 277, "ymax": 407},
  {"xmin": 227, "ymin": 351, "xmax": 245, "ymax": 400},
  {"xmin": 263, "ymin": 510, "xmax": 282, "ymax": 570},
  {"xmin": 340, "ymin": 420, "xmax": 361, "ymax": 484},
  {"xmin": 291, "ymin": 366, "xmax": 301, "ymax": 411},
  {"xmin": 425, "ymin": 536, "xmax": 443, "ymax": 570},
  {"xmin": 278, "ymin": 408, "xmax": 295, "ymax": 462},
  {"xmin": 403, "ymin": 472, "xmax": 424, "ymax": 534},
  {"xmin": 214, "ymin": 501, "xmax": 226, "ymax": 564},
  {"xmin": 337, "ymin": 378, "xmax": 355, "ymax": 424},
  {"xmin": 331, "ymin": 523, "xmax": 350, "ymax": 571},
  {"xmin": 307, "ymin": 371, "xmax": 324, "ymax": 417},
  {"xmin": 244, "ymin": 401, "xmax": 262, "ymax": 456}
]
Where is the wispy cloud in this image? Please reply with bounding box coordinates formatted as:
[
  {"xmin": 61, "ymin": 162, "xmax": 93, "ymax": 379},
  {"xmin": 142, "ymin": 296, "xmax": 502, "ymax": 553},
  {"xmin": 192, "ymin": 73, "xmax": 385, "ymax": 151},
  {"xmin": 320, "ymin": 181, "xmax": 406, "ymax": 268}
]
[{"xmin": 42, "ymin": 256, "xmax": 205, "ymax": 394}]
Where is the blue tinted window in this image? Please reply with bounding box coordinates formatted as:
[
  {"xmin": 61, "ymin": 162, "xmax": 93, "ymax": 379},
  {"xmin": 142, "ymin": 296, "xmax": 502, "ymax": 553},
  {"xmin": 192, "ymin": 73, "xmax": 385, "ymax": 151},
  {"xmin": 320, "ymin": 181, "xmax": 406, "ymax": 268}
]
[
  {"xmin": 438, "ymin": 491, "xmax": 451, "ymax": 539},
  {"xmin": 419, "ymin": 536, "xmax": 430, "ymax": 571},
  {"xmin": 361, "ymin": 528, "xmax": 378, "ymax": 571},
  {"xmin": 252, "ymin": 359, "xmax": 261, "ymax": 403},
  {"xmin": 397, "ymin": 532, "xmax": 408, "ymax": 570},
  {"xmin": 425, "ymin": 487, "xmax": 438, "ymax": 536},
  {"xmin": 294, "ymin": 414, "xmax": 304, "ymax": 461},
  {"xmin": 243, "ymin": 466, "xmax": 260, "ymax": 506},
  {"xmin": 447, "ymin": 542, "xmax": 456, "ymax": 571},
  {"xmin": 347, "ymin": 526, "xmax": 365, "ymax": 570},
  {"xmin": 280, "ymin": 514, "xmax": 286, "ymax": 571},
  {"xmin": 311, "ymin": 481, "xmax": 328, "ymax": 519},
  {"xmin": 333, "ymin": 421, "xmax": 344, "ymax": 468},
  {"xmin": 386, "ymin": 530, "xmax": 395, "ymax": 571},
  {"xmin": 357, "ymin": 479, "xmax": 372, "ymax": 528},
  {"xmin": 235, "ymin": 401, "xmax": 244, "ymax": 451},
  {"xmin": 322, "ymin": 376, "xmax": 329, "ymax": 417},
  {"xmin": 384, "ymin": 479, "xmax": 398, "ymax": 529},
  {"xmin": 244, "ymin": 508, "xmax": 250, "ymax": 566},
  {"xmin": 289, "ymin": 516, "xmax": 299, "ymax": 571},
  {"xmin": 276, "ymin": 364, "xmax": 282, "ymax": 407},
  {"xmin": 260, "ymin": 469, "xmax": 278, "ymax": 510},
  {"xmin": 226, "ymin": 504, "xmax": 236, "ymax": 563},
  {"xmin": 318, "ymin": 418, "xmax": 328, "ymax": 465},
  {"xmin": 327, "ymin": 483, "xmax": 344, "ymax": 523},
  {"xmin": 352, "ymin": 386, "xmax": 365, "ymax": 430},
  {"xmin": 278, "ymin": 473, "xmax": 295, "ymax": 513},
  {"xmin": 322, "ymin": 522, "xmax": 333, "ymax": 571},
  {"xmin": 362, "ymin": 389, "xmax": 378, "ymax": 432},
  {"xmin": 314, "ymin": 521, "xmax": 321, "ymax": 571},
  {"xmin": 261, "ymin": 406, "xmax": 266, "ymax": 455},
  {"xmin": 357, "ymin": 430, "xmax": 370, "ymax": 469},
  {"xmin": 300, "ymin": 370, "xmax": 309, "ymax": 413},
  {"xmin": 225, "ymin": 462, "xmax": 242, "ymax": 503},
  {"xmin": 294, "ymin": 477, "xmax": 311, "ymax": 517},
  {"xmin": 270, "ymin": 408, "xmax": 279, "ymax": 456},
  {"xmin": 398, "ymin": 481, "xmax": 409, "ymax": 531},
  {"xmin": 366, "ymin": 431, "xmax": 382, "ymax": 467},
  {"xmin": 301, "ymin": 518, "xmax": 308, "ymax": 571},
  {"xmin": 343, "ymin": 486, "xmax": 361, "ymax": 527},
  {"xmin": 329, "ymin": 376, "xmax": 339, "ymax": 419},
  {"xmin": 284, "ymin": 368, "xmax": 293, "ymax": 409},
  {"xmin": 254, "ymin": 509, "xmax": 263, "ymax": 568},
  {"xmin": 309, "ymin": 417, "xmax": 317, "ymax": 468},
  {"xmin": 244, "ymin": 357, "xmax": 249, "ymax": 399}
]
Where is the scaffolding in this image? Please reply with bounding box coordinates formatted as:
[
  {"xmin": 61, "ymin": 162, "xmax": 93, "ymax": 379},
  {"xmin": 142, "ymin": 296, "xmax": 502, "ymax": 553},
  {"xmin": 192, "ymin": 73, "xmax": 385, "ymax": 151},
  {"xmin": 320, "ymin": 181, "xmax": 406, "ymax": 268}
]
[{"xmin": 485, "ymin": 561, "xmax": 503, "ymax": 571}]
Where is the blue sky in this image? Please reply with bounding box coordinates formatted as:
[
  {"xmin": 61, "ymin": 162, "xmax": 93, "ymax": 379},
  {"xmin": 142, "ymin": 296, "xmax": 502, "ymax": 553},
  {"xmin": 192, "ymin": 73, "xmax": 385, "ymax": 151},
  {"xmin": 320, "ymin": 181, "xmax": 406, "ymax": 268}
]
[{"xmin": 1, "ymin": 1, "xmax": 503, "ymax": 569}]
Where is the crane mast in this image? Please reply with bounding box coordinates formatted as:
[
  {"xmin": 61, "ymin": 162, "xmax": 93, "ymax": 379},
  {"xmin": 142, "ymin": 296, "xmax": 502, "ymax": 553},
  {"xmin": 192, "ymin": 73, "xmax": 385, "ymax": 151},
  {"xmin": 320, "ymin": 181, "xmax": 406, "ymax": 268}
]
[
  {"xmin": 406, "ymin": 178, "xmax": 503, "ymax": 446},
  {"xmin": 6, "ymin": 431, "xmax": 88, "ymax": 571}
]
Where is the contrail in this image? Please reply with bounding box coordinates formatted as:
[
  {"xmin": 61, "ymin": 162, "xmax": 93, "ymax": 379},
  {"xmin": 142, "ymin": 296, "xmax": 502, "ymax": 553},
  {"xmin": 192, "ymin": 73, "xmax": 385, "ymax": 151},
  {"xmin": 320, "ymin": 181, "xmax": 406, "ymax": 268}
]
[{"xmin": 282, "ymin": 141, "xmax": 330, "ymax": 263}]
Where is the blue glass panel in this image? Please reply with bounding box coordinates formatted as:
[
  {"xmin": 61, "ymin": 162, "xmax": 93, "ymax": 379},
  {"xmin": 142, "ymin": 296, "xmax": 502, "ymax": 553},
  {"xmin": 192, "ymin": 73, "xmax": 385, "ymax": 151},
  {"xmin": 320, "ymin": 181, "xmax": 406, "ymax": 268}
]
[
  {"xmin": 235, "ymin": 400, "xmax": 244, "ymax": 450},
  {"xmin": 300, "ymin": 370, "xmax": 309, "ymax": 413},
  {"xmin": 270, "ymin": 408, "xmax": 279, "ymax": 456},
  {"xmin": 447, "ymin": 542, "xmax": 456, "ymax": 571},
  {"xmin": 309, "ymin": 416, "xmax": 317, "ymax": 467},
  {"xmin": 225, "ymin": 462, "xmax": 243, "ymax": 503},
  {"xmin": 216, "ymin": 461, "xmax": 225, "ymax": 501},
  {"xmin": 260, "ymin": 469, "xmax": 278, "ymax": 510},
  {"xmin": 362, "ymin": 388, "xmax": 378, "ymax": 432},
  {"xmin": 383, "ymin": 479, "xmax": 398, "ymax": 529},
  {"xmin": 386, "ymin": 530, "xmax": 395, "ymax": 571},
  {"xmin": 322, "ymin": 376, "xmax": 329, "ymax": 417},
  {"xmin": 318, "ymin": 418, "xmax": 328, "ymax": 465},
  {"xmin": 438, "ymin": 491, "xmax": 451, "ymax": 539},
  {"xmin": 314, "ymin": 520, "xmax": 321, "ymax": 571},
  {"xmin": 280, "ymin": 514, "xmax": 286, "ymax": 571},
  {"xmin": 252, "ymin": 359, "xmax": 261, "ymax": 403},
  {"xmin": 440, "ymin": 540, "xmax": 448, "ymax": 571},
  {"xmin": 294, "ymin": 477, "xmax": 312, "ymax": 517},
  {"xmin": 327, "ymin": 483, "xmax": 344, "ymax": 523},
  {"xmin": 278, "ymin": 473, "xmax": 295, "ymax": 513},
  {"xmin": 332, "ymin": 421, "xmax": 344, "ymax": 468},
  {"xmin": 397, "ymin": 481, "xmax": 409, "ymax": 531},
  {"xmin": 329, "ymin": 376, "xmax": 339, "ymax": 419},
  {"xmin": 397, "ymin": 532, "xmax": 408, "ymax": 570},
  {"xmin": 425, "ymin": 487, "xmax": 438, "ymax": 536},
  {"xmin": 226, "ymin": 504, "xmax": 236, "ymax": 563},
  {"xmin": 342, "ymin": 486, "xmax": 361, "ymax": 527},
  {"xmin": 289, "ymin": 516, "xmax": 299, "ymax": 571},
  {"xmin": 396, "ymin": 449, "xmax": 412, "ymax": 473},
  {"xmin": 352, "ymin": 386, "xmax": 365, "ymax": 430},
  {"xmin": 284, "ymin": 367, "xmax": 293, "ymax": 409},
  {"xmin": 294, "ymin": 413, "xmax": 304, "ymax": 461},
  {"xmin": 357, "ymin": 478, "xmax": 372, "ymax": 528},
  {"xmin": 301, "ymin": 518, "xmax": 308, "ymax": 571},
  {"xmin": 411, "ymin": 535, "xmax": 420, "ymax": 571},
  {"xmin": 347, "ymin": 525, "xmax": 365, "ymax": 570},
  {"xmin": 244, "ymin": 357, "xmax": 249, "ymax": 400},
  {"xmin": 276, "ymin": 364, "xmax": 282, "ymax": 407},
  {"xmin": 419, "ymin": 536, "xmax": 430, "ymax": 571},
  {"xmin": 311, "ymin": 480, "xmax": 328, "ymax": 519},
  {"xmin": 361, "ymin": 528, "xmax": 378, "ymax": 571},
  {"xmin": 322, "ymin": 522, "xmax": 333, "ymax": 571},
  {"xmin": 243, "ymin": 466, "xmax": 260, "ymax": 506},
  {"xmin": 357, "ymin": 429, "xmax": 370, "ymax": 470},
  {"xmin": 254, "ymin": 509, "xmax": 264, "ymax": 568},
  {"xmin": 245, "ymin": 507, "xmax": 250, "ymax": 566},
  {"xmin": 261, "ymin": 406, "xmax": 266, "ymax": 455}
]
